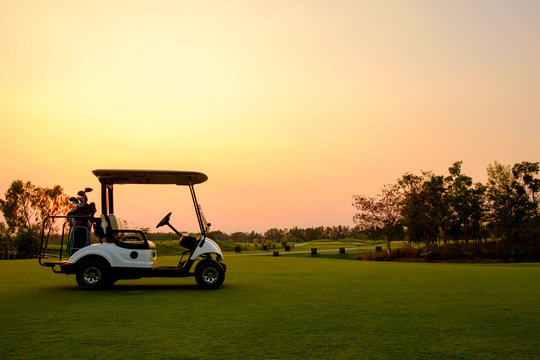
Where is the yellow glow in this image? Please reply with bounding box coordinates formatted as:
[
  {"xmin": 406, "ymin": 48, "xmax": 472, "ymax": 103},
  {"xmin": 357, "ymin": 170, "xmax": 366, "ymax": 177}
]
[{"xmin": 1, "ymin": 1, "xmax": 539, "ymax": 232}]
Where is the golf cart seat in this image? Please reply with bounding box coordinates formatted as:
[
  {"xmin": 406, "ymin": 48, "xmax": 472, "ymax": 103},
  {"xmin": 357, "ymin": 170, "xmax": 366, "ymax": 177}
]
[
  {"xmin": 107, "ymin": 214, "xmax": 155, "ymax": 250},
  {"xmin": 180, "ymin": 235, "xmax": 198, "ymax": 251},
  {"xmin": 108, "ymin": 214, "xmax": 127, "ymax": 231}
]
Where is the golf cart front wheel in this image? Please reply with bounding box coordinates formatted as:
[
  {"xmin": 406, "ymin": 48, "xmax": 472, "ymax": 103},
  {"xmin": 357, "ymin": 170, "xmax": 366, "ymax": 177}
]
[{"xmin": 195, "ymin": 260, "xmax": 225, "ymax": 289}]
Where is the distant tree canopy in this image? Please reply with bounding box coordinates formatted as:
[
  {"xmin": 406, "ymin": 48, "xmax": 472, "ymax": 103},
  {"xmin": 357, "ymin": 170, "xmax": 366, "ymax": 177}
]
[
  {"xmin": 0, "ymin": 180, "xmax": 70, "ymax": 258},
  {"xmin": 352, "ymin": 183, "xmax": 402, "ymax": 253},
  {"xmin": 352, "ymin": 161, "xmax": 540, "ymax": 250},
  {"xmin": 3, "ymin": 161, "xmax": 538, "ymax": 260},
  {"xmin": 0, "ymin": 178, "xmax": 363, "ymax": 260},
  {"xmin": 206, "ymin": 225, "xmax": 360, "ymax": 244}
]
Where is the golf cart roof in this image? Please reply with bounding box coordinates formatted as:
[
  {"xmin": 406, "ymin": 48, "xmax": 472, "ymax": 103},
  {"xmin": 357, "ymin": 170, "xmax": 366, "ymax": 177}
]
[{"xmin": 92, "ymin": 169, "xmax": 208, "ymax": 185}]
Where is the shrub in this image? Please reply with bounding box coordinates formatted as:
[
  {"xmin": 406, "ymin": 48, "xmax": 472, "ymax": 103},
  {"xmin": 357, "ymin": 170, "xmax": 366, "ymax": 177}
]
[
  {"xmin": 390, "ymin": 246, "xmax": 423, "ymax": 259},
  {"xmin": 355, "ymin": 239, "xmax": 540, "ymax": 262},
  {"xmin": 14, "ymin": 227, "xmax": 40, "ymax": 259},
  {"xmin": 356, "ymin": 251, "xmax": 389, "ymax": 261}
]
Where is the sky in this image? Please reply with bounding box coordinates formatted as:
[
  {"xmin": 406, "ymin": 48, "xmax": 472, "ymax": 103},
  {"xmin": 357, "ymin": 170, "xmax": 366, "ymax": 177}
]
[{"xmin": 1, "ymin": 0, "xmax": 539, "ymax": 233}]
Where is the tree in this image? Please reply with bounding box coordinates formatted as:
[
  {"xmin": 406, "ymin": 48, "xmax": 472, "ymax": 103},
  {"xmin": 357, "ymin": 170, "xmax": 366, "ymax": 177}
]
[
  {"xmin": 445, "ymin": 161, "xmax": 487, "ymax": 244},
  {"xmin": 486, "ymin": 161, "xmax": 537, "ymax": 241},
  {"xmin": 303, "ymin": 227, "xmax": 325, "ymax": 241},
  {"xmin": 468, "ymin": 182, "xmax": 488, "ymax": 243},
  {"xmin": 352, "ymin": 183, "xmax": 402, "ymax": 253},
  {"xmin": 446, "ymin": 161, "xmax": 472, "ymax": 242},
  {"xmin": 398, "ymin": 172, "xmax": 451, "ymax": 245},
  {"xmin": 0, "ymin": 222, "xmax": 14, "ymax": 260},
  {"xmin": 13, "ymin": 226, "xmax": 41, "ymax": 259},
  {"xmin": 230, "ymin": 232, "xmax": 252, "ymax": 243},
  {"xmin": 207, "ymin": 230, "xmax": 229, "ymax": 242},
  {"xmin": 35, "ymin": 185, "xmax": 71, "ymax": 236},
  {"xmin": 138, "ymin": 227, "xmax": 151, "ymax": 234},
  {"xmin": 512, "ymin": 161, "xmax": 540, "ymax": 208},
  {"xmin": 285, "ymin": 227, "xmax": 305, "ymax": 242},
  {"xmin": 0, "ymin": 180, "xmax": 70, "ymax": 258},
  {"xmin": 1, "ymin": 180, "xmax": 41, "ymax": 233},
  {"xmin": 264, "ymin": 228, "xmax": 284, "ymax": 242}
]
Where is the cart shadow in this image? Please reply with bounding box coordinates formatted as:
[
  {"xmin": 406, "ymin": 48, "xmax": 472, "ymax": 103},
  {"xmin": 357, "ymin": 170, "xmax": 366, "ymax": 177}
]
[
  {"xmin": 112, "ymin": 283, "xmax": 201, "ymax": 291},
  {"xmin": 49, "ymin": 283, "xmax": 203, "ymax": 292}
]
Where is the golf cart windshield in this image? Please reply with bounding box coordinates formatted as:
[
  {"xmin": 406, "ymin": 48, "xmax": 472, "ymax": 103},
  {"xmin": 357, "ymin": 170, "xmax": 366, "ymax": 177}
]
[
  {"xmin": 198, "ymin": 204, "xmax": 210, "ymax": 233},
  {"xmin": 92, "ymin": 169, "xmax": 210, "ymax": 236}
]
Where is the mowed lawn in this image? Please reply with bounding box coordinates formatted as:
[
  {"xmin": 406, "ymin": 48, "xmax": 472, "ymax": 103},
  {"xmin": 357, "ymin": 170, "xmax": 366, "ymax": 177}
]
[{"xmin": 0, "ymin": 256, "xmax": 539, "ymax": 360}]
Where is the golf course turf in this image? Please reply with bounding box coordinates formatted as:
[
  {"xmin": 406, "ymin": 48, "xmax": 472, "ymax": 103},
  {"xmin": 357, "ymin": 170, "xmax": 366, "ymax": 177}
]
[{"xmin": 1, "ymin": 256, "xmax": 539, "ymax": 359}]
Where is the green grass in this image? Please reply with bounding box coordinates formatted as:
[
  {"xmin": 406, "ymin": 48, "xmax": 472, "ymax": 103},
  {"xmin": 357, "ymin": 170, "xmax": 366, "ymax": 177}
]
[{"xmin": 1, "ymin": 257, "xmax": 539, "ymax": 359}]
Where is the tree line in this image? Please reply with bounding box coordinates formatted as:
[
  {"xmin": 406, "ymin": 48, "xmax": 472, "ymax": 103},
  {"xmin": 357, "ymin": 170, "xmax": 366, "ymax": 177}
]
[
  {"xmin": 2, "ymin": 160, "xmax": 538, "ymax": 260},
  {"xmin": 145, "ymin": 226, "xmax": 359, "ymax": 244},
  {"xmin": 352, "ymin": 161, "xmax": 540, "ymax": 258},
  {"xmin": 142, "ymin": 226, "xmax": 362, "ymax": 253},
  {"xmin": 0, "ymin": 178, "xmax": 362, "ymax": 259},
  {"xmin": 204, "ymin": 225, "xmax": 361, "ymax": 245},
  {"xmin": 0, "ymin": 180, "xmax": 69, "ymax": 259}
]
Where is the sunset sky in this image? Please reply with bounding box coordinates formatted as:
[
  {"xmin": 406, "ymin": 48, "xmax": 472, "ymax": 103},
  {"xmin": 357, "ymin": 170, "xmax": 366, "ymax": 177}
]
[{"xmin": 1, "ymin": 0, "xmax": 539, "ymax": 233}]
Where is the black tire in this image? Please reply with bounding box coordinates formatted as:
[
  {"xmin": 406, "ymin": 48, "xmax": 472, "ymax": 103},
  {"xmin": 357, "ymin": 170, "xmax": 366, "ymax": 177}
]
[
  {"xmin": 107, "ymin": 275, "xmax": 118, "ymax": 288},
  {"xmin": 76, "ymin": 261, "xmax": 111, "ymax": 290},
  {"xmin": 195, "ymin": 260, "xmax": 225, "ymax": 289}
]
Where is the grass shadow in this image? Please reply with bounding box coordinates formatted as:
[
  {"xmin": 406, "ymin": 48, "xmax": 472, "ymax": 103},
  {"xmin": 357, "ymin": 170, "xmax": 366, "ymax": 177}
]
[
  {"xmin": 44, "ymin": 282, "xmax": 240, "ymax": 292},
  {"xmin": 44, "ymin": 283, "xmax": 201, "ymax": 292},
  {"xmin": 112, "ymin": 283, "xmax": 201, "ymax": 291}
]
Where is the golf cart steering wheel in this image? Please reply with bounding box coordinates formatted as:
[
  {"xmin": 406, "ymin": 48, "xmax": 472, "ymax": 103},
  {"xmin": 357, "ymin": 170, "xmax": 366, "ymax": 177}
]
[{"xmin": 156, "ymin": 212, "xmax": 172, "ymax": 228}]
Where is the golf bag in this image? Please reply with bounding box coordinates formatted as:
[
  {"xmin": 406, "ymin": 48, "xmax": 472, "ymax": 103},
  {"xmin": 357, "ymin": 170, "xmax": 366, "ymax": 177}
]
[{"xmin": 66, "ymin": 190, "xmax": 96, "ymax": 255}]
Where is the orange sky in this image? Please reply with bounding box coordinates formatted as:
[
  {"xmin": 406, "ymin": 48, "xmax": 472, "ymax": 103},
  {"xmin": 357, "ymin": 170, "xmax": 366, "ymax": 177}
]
[{"xmin": 1, "ymin": 0, "xmax": 539, "ymax": 233}]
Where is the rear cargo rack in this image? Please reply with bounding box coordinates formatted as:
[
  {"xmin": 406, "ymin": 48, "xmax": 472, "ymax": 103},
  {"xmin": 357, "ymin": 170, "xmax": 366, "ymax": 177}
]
[{"xmin": 39, "ymin": 215, "xmax": 100, "ymax": 271}]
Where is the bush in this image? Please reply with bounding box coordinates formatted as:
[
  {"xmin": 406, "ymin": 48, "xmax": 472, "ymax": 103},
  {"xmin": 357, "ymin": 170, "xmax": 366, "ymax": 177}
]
[
  {"xmin": 356, "ymin": 246, "xmax": 423, "ymax": 261},
  {"xmin": 356, "ymin": 239, "xmax": 540, "ymax": 262},
  {"xmin": 391, "ymin": 246, "xmax": 423, "ymax": 259},
  {"xmin": 14, "ymin": 227, "xmax": 40, "ymax": 259},
  {"xmin": 356, "ymin": 251, "xmax": 389, "ymax": 261}
]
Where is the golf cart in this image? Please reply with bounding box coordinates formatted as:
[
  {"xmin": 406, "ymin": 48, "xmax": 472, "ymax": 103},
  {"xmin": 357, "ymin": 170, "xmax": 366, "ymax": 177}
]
[{"xmin": 39, "ymin": 170, "xmax": 226, "ymax": 290}]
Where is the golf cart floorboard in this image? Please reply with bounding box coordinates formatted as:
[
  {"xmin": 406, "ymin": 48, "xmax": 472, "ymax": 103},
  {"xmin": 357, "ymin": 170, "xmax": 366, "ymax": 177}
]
[
  {"xmin": 42, "ymin": 260, "xmax": 68, "ymax": 267},
  {"xmin": 148, "ymin": 266, "xmax": 193, "ymax": 277}
]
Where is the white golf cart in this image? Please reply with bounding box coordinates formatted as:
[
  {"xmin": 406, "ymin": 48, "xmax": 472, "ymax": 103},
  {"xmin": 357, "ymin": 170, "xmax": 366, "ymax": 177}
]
[{"xmin": 39, "ymin": 170, "xmax": 226, "ymax": 290}]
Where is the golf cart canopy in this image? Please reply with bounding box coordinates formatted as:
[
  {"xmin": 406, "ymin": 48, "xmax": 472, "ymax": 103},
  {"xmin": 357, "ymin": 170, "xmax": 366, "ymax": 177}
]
[
  {"xmin": 92, "ymin": 169, "xmax": 208, "ymax": 186},
  {"xmin": 92, "ymin": 170, "xmax": 210, "ymax": 236}
]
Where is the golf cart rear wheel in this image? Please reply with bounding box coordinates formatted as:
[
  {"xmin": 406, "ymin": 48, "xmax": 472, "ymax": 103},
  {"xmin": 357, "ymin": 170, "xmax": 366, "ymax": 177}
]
[
  {"xmin": 195, "ymin": 260, "xmax": 225, "ymax": 289},
  {"xmin": 76, "ymin": 261, "xmax": 111, "ymax": 290}
]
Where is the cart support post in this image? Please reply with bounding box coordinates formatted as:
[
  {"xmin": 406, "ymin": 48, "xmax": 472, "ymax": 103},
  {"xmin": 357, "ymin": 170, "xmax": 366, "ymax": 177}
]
[
  {"xmin": 188, "ymin": 178, "xmax": 206, "ymax": 238},
  {"xmin": 107, "ymin": 185, "xmax": 114, "ymax": 214},
  {"xmin": 101, "ymin": 182, "xmax": 107, "ymax": 215}
]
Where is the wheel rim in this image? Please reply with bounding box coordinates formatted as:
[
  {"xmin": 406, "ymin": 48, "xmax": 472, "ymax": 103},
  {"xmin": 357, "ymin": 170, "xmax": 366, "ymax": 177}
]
[
  {"xmin": 82, "ymin": 266, "xmax": 101, "ymax": 285},
  {"xmin": 202, "ymin": 267, "xmax": 218, "ymax": 284}
]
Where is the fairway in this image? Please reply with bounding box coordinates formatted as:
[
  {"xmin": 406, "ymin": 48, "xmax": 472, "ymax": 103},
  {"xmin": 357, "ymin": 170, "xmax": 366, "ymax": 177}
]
[{"xmin": 1, "ymin": 257, "xmax": 539, "ymax": 359}]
